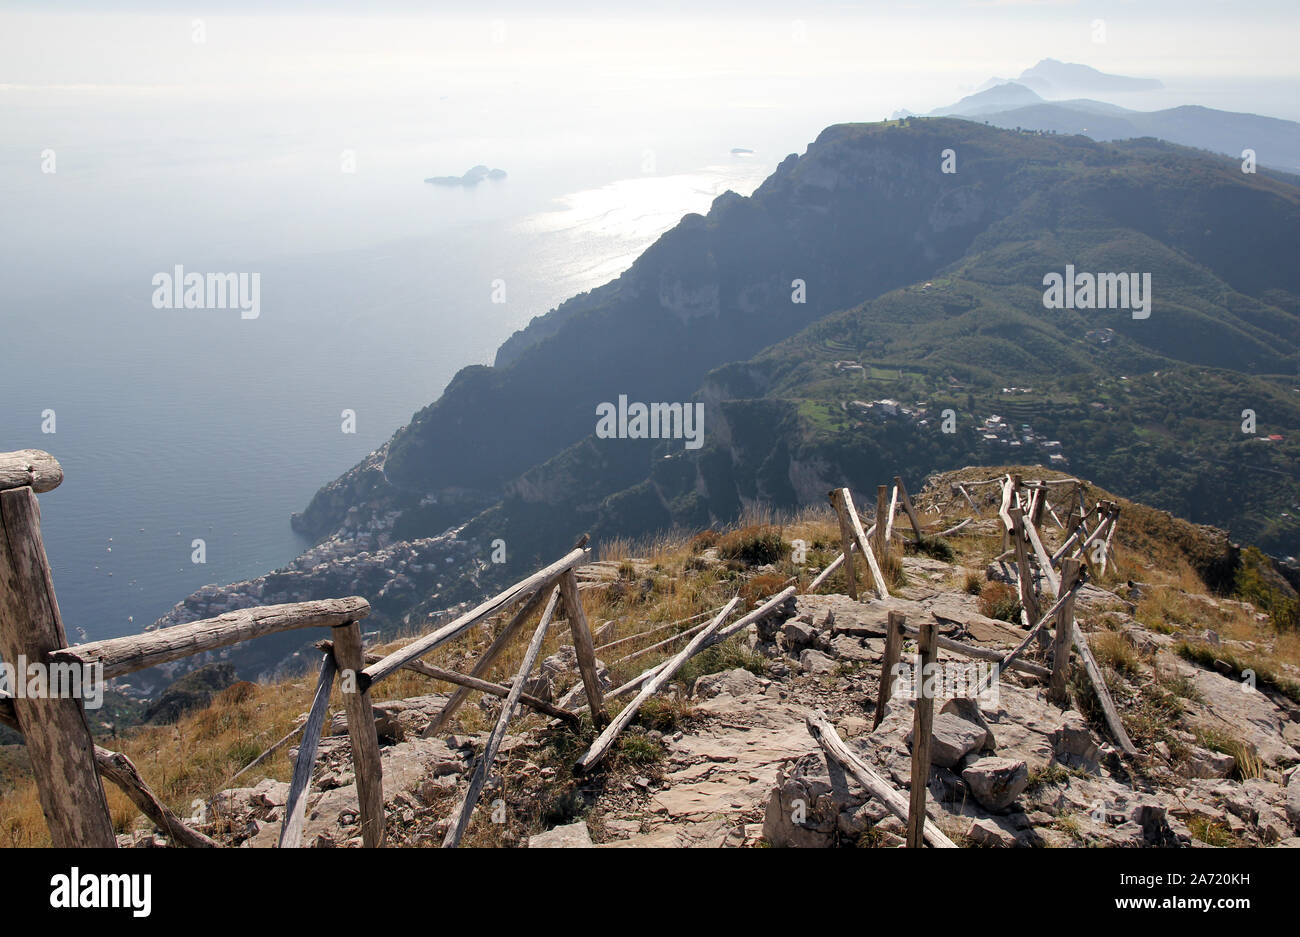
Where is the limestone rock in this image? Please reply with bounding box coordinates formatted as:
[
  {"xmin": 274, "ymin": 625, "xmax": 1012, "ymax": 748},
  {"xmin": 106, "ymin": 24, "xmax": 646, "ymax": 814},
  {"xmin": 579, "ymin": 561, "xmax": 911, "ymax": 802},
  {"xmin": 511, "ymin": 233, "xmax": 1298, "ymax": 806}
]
[
  {"xmin": 522, "ymin": 671, "xmax": 555, "ymax": 702},
  {"xmin": 827, "ymin": 634, "xmax": 874, "ymax": 662},
  {"xmin": 967, "ymin": 817, "xmax": 1018, "ymax": 847},
  {"xmin": 962, "ymin": 757, "xmax": 1029, "ymax": 812},
  {"xmin": 1185, "ymin": 746, "xmax": 1236, "ymax": 780},
  {"xmin": 543, "ymin": 645, "xmax": 612, "ymax": 700},
  {"xmin": 782, "ymin": 620, "xmax": 818, "ymax": 651},
  {"xmin": 907, "ymin": 710, "xmax": 989, "ymax": 768},
  {"xmin": 694, "ymin": 667, "xmax": 763, "ymax": 699},
  {"xmin": 761, "ymin": 751, "xmax": 884, "ymax": 847},
  {"xmin": 529, "ymin": 821, "xmax": 593, "ymax": 848},
  {"xmin": 249, "ymin": 778, "xmax": 290, "ymax": 809},
  {"xmin": 799, "ymin": 649, "xmax": 836, "ymax": 675},
  {"xmin": 1050, "ymin": 711, "xmax": 1100, "ymax": 769},
  {"xmin": 330, "ymin": 694, "xmax": 449, "ymax": 742}
]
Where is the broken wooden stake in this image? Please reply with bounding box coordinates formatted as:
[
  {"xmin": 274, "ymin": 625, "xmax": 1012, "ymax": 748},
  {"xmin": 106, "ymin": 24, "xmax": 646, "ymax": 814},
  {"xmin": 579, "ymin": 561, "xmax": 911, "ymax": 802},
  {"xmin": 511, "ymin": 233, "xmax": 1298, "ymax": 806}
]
[
  {"xmin": 1071, "ymin": 622, "xmax": 1139, "ymax": 757},
  {"xmin": 279, "ymin": 652, "xmax": 338, "ymax": 848},
  {"xmin": 331, "ymin": 619, "xmax": 386, "ymax": 848},
  {"xmin": 1022, "ymin": 514, "xmax": 1060, "ymax": 598},
  {"xmin": 934, "ymin": 517, "xmax": 972, "ymax": 538},
  {"xmin": 575, "ymin": 598, "xmax": 739, "ymax": 773},
  {"xmin": 873, "ymin": 610, "xmax": 905, "ymax": 729},
  {"xmin": 806, "ymin": 711, "xmax": 956, "ymax": 848},
  {"xmin": 828, "ymin": 489, "xmax": 859, "ymax": 600},
  {"xmin": 1009, "ymin": 506, "xmax": 1040, "ymax": 631},
  {"xmin": 894, "ymin": 475, "xmax": 925, "ymax": 543},
  {"xmin": 444, "ymin": 586, "xmax": 561, "ymax": 847},
  {"xmin": 830, "ymin": 488, "xmax": 889, "ymax": 599},
  {"xmin": 1049, "ymin": 558, "xmax": 1082, "ymax": 705},
  {"xmin": 0, "ymin": 485, "xmax": 117, "ymax": 848},
  {"xmin": 906, "ymin": 621, "xmax": 937, "ymax": 849},
  {"xmin": 874, "ymin": 485, "xmax": 890, "ymax": 558},
  {"xmin": 559, "ymin": 568, "xmax": 607, "ymax": 725}
]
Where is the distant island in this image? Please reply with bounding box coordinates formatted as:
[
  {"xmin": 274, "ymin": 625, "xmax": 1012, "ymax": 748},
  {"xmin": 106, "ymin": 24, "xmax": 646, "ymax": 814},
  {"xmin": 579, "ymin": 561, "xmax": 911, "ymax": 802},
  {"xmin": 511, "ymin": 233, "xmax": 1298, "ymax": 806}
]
[
  {"xmin": 730, "ymin": 147, "xmax": 755, "ymax": 155},
  {"xmin": 977, "ymin": 58, "xmax": 1163, "ymax": 97},
  {"xmin": 424, "ymin": 164, "xmax": 507, "ymax": 186}
]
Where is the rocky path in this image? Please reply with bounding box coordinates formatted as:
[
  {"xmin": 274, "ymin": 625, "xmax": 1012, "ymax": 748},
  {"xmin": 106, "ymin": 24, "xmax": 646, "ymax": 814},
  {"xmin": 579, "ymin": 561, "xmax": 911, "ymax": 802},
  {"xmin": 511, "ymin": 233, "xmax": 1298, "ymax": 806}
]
[{"xmin": 193, "ymin": 555, "xmax": 1300, "ymax": 849}]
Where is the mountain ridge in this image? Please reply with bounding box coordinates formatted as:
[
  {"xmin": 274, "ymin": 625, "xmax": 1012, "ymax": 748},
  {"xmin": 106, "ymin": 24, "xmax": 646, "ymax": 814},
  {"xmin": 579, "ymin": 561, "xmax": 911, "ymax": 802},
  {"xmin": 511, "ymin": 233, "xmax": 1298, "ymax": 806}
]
[{"xmin": 138, "ymin": 117, "xmax": 1300, "ymax": 686}]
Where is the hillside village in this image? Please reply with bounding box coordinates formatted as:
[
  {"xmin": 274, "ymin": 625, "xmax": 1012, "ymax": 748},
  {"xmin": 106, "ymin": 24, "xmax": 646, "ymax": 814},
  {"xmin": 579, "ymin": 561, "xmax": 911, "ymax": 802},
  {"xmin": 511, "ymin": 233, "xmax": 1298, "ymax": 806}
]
[
  {"xmin": 841, "ymin": 389, "xmax": 1072, "ymax": 468},
  {"xmin": 4, "ymin": 464, "xmax": 1296, "ymax": 849}
]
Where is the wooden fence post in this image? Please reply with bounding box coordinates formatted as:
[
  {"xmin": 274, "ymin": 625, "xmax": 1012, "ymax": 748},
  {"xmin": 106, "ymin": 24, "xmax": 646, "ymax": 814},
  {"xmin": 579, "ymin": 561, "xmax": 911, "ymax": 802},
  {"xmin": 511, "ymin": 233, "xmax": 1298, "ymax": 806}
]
[
  {"xmin": 279, "ymin": 652, "xmax": 337, "ymax": 848},
  {"xmin": 1066, "ymin": 507, "xmax": 1082, "ymax": 539},
  {"xmin": 828, "ymin": 489, "xmax": 859, "ymax": 600},
  {"xmin": 999, "ymin": 476, "xmax": 1014, "ymax": 553},
  {"xmin": 1098, "ymin": 504, "xmax": 1121, "ymax": 577},
  {"xmin": 1049, "ymin": 558, "xmax": 1082, "ymax": 705},
  {"xmin": 444, "ymin": 587, "xmax": 562, "ymax": 847},
  {"xmin": 873, "ymin": 611, "xmax": 905, "ymax": 729},
  {"xmin": 331, "ymin": 619, "xmax": 386, "ymax": 847},
  {"xmin": 1009, "ymin": 506, "xmax": 1040, "ymax": 629},
  {"xmin": 906, "ymin": 621, "xmax": 936, "ymax": 849},
  {"xmin": 806, "ymin": 712, "xmax": 957, "ymax": 848},
  {"xmin": 559, "ymin": 568, "xmax": 607, "ymax": 725},
  {"xmin": 1030, "ymin": 485, "xmax": 1048, "ymax": 528},
  {"xmin": 894, "ymin": 476, "xmax": 925, "ymax": 542},
  {"xmin": 0, "ymin": 483, "xmax": 116, "ymax": 848},
  {"xmin": 874, "ymin": 485, "xmax": 889, "ymax": 561},
  {"xmin": 832, "ymin": 488, "xmax": 890, "ymax": 599}
]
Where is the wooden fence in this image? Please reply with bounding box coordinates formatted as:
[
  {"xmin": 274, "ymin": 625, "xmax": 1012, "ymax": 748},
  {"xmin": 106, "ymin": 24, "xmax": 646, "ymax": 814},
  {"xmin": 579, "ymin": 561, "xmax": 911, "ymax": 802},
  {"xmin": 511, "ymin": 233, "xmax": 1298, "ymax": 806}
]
[
  {"xmin": 1, "ymin": 449, "xmax": 1130, "ymax": 849},
  {"xmin": 805, "ymin": 474, "xmax": 1133, "ymax": 847},
  {"xmin": 0, "ymin": 449, "xmax": 797, "ymax": 849}
]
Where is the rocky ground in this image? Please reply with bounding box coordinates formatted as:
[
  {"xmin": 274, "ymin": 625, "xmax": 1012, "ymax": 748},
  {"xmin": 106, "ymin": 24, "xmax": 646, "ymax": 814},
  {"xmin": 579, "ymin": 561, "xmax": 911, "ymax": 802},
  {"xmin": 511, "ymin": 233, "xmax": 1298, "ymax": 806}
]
[{"xmin": 168, "ymin": 548, "xmax": 1300, "ymax": 850}]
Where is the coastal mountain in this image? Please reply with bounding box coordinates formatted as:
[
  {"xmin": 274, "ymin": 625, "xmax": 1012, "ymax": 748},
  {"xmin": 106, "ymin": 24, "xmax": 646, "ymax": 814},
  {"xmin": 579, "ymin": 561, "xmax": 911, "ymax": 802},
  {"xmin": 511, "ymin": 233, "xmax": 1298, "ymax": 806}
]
[
  {"xmin": 425, "ymin": 165, "xmax": 507, "ymax": 186},
  {"xmin": 924, "ymin": 83, "xmax": 1300, "ymax": 173},
  {"xmin": 294, "ymin": 119, "xmax": 1026, "ymax": 544},
  {"xmin": 1016, "ymin": 58, "xmax": 1164, "ymax": 96},
  {"xmin": 929, "ymin": 82, "xmax": 1045, "ymax": 118},
  {"xmin": 960, "ymin": 99, "xmax": 1300, "ymax": 174},
  {"xmin": 160, "ymin": 118, "xmax": 1298, "ymax": 681},
  {"xmin": 976, "ymin": 60, "xmax": 1163, "ymax": 98}
]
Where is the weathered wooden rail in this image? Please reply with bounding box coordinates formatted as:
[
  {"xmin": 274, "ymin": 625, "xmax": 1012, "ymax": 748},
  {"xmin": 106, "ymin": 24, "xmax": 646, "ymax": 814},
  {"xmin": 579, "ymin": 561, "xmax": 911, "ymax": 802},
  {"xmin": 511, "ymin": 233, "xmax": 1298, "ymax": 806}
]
[
  {"xmin": 803, "ymin": 471, "xmax": 1140, "ymax": 846},
  {"xmin": 4, "ymin": 449, "xmax": 1138, "ymax": 850},
  {"xmin": 1, "ymin": 448, "xmax": 802, "ymax": 849},
  {"xmin": 0, "ymin": 450, "xmax": 382, "ymax": 848}
]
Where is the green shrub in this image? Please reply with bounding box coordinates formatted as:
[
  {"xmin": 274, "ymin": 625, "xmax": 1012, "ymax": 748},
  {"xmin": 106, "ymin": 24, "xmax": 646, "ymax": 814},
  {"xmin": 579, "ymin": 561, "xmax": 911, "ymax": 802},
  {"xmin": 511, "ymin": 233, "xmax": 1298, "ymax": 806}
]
[
  {"xmin": 716, "ymin": 527, "xmax": 787, "ymax": 566},
  {"xmin": 1234, "ymin": 546, "xmax": 1299, "ymax": 631},
  {"xmin": 674, "ymin": 637, "xmax": 766, "ymax": 688}
]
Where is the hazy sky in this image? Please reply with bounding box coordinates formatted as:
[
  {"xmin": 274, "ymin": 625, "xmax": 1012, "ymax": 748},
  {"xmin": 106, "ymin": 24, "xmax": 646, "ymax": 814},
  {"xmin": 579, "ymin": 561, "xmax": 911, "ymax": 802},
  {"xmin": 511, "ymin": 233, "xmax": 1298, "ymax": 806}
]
[{"xmin": 2, "ymin": 0, "xmax": 1297, "ymax": 105}]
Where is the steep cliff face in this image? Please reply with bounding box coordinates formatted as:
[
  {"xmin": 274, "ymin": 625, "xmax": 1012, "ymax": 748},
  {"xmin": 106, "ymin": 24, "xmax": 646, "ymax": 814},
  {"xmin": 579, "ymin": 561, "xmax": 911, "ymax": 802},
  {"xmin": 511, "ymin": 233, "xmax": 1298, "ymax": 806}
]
[{"xmin": 294, "ymin": 119, "xmax": 1030, "ymax": 543}]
